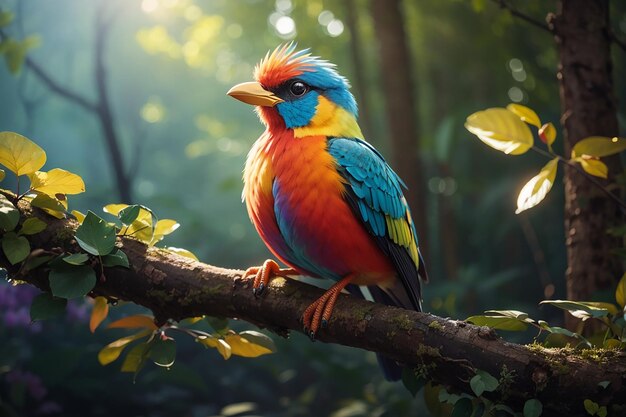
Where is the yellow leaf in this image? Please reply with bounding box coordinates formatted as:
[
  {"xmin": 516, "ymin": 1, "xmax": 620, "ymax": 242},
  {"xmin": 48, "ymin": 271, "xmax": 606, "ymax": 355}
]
[
  {"xmin": 572, "ymin": 136, "xmax": 626, "ymax": 158},
  {"xmin": 28, "ymin": 168, "xmax": 85, "ymax": 196},
  {"xmin": 166, "ymin": 246, "xmax": 199, "ymax": 261},
  {"xmin": 616, "ymin": 272, "xmax": 626, "ymax": 308},
  {"xmin": 465, "ymin": 108, "xmax": 534, "ymax": 155},
  {"xmin": 71, "ymin": 210, "xmax": 86, "ymax": 224},
  {"xmin": 516, "ymin": 158, "xmax": 558, "ymax": 214},
  {"xmin": 224, "ymin": 334, "xmax": 274, "ymax": 358},
  {"xmin": 103, "ymin": 204, "xmax": 129, "ymax": 216},
  {"xmin": 575, "ymin": 157, "xmax": 608, "ymax": 179},
  {"xmin": 90, "ymin": 296, "xmax": 109, "ymax": 333},
  {"xmin": 149, "ymin": 219, "xmax": 180, "ymax": 245},
  {"xmin": 538, "ymin": 122, "xmax": 556, "ymax": 146},
  {"xmin": 29, "ymin": 193, "xmax": 68, "ymax": 219},
  {"xmin": 0, "ymin": 168, "xmax": 5, "ymax": 182},
  {"xmin": 0, "ymin": 131, "xmax": 46, "ymax": 176},
  {"xmin": 506, "ymin": 103, "xmax": 542, "ymax": 128},
  {"xmin": 107, "ymin": 314, "xmax": 157, "ymax": 330},
  {"xmin": 106, "ymin": 205, "xmax": 154, "ymax": 244},
  {"xmin": 197, "ymin": 335, "xmax": 232, "ymax": 359},
  {"xmin": 97, "ymin": 329, "xmax": 152, "ymax": 365}
]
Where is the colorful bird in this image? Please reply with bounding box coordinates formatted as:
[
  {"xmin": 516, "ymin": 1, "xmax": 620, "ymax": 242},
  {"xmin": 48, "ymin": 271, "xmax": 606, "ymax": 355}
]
[{"xmin": 228, "ymin": 44, "xmax": 428, "ymax": 379}]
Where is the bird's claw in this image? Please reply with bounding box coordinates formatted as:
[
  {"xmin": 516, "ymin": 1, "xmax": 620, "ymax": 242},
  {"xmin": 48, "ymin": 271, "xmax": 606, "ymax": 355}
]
[{"xmin": 253, "ymin": 282, "xmax": 265, "ymax": 297}]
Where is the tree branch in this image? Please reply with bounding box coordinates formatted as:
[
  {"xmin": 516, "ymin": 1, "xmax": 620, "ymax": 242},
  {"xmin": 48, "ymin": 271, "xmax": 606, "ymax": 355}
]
[
  {"xmin": 490, "ymin": 0, "xmax": 552, "ymax": 33},
  {"xmin": 5, "ymin": 199, "xmax": 626, "ymax": 416}
]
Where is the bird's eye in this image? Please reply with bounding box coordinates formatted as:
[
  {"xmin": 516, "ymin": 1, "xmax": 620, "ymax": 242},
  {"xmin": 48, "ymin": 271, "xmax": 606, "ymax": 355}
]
[{"xmin": 289, "ymin": 81, "xmax": 308, "ymax": 97}]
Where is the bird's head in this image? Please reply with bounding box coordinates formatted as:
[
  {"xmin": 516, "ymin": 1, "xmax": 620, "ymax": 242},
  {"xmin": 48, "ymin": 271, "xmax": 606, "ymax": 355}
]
[{"xmin": 228, "ymin": 43, "xmax": 363, "ymax": 139}]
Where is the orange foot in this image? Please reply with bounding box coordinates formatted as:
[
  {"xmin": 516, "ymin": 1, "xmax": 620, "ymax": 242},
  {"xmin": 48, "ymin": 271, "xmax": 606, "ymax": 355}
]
[
  {"xmin": 302, "ymin": 274, "xmax": 354, "ymax": 339},
  {"xmin": 242, "ymin": 259, "xmax": 298, "ymax": 296}
]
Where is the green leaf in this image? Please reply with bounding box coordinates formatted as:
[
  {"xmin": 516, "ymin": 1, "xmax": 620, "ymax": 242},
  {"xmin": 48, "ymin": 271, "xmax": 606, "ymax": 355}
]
[
  {"xmin": 2, "ymin": 232, "xmax": 30, "ymax": 264},
  {"xmin": 101, "ymin": 249, "xmax": 129, "ymax": 268},
  {"xmin": 150, "ymin": 338, "xmax": 176, "ymax": 368},
  {"xmin": 516, "ymin": 158, "xmax": 558, "ymax": 214},
  {"xmin": 49, "ymin": 265, "xmax": 96, "ymax": 299},
  {"xmin": 451, "ymin": 398, "xmax": 473, "ymax": 417},
  {"xmin": 598, "ymin": 381, "xmax": 610, "ymax": 389},
  {"xmin": 118, "ymin": 204, "xmax": 140, "ymax": 225},
  {"xmin": 539, "ymin": 300, "xmax": 609, "ymax": 320},
  {"xmin": 0, "ymin": 11, "xmax": 14, "ymax": 27},
  {"xmin": 477, "ymin": 370, "xmax": 499, "ymax": 392},
  {"xmin": 523, "ymin": 398, "xmax": 543, "ymax": 417},
  {"xmin": 402, "ymin": 368, "xmax": 425, "ymax": 397},
  {"xmin": 75, "ymin": 211, "xmax": 116, "ymax": 256},
  {"xmin": 465, "ymin": 108, "xmax": 534, "ymax": 155},
  {"xmin": 616, "ymin": 273, "xmax": 626, "ymax": 309},
  {"xmin": 572, "ymin": 136, "xmax": 626, "ymax": 158},
  {"xmin": 484, "ymin": 310, "xmax": 530, "ymax": 321},
  {"xmin": 19, "ymin": 217, "xmax": 46, "ymax": 235},
  {"xmin": 597, "ymin": 406, "xmax": 607, "ymax": 417},
  {"xmin": 30, "ymin": 292, "xmax": 67, "ymax": 321},
  {"xmin": 470, "ymin": 374, "xmax": 486, "ymax": 396},
  {"xmin": 467, "ymin": 315, "xmax": 528, "ymax": 331},
  {"xmin": 30, "ymin": 193, "xmax": 66, "ymax": 212},
  {"xmin": 62, "ymin": 253, "xmax": 89, "ymax": 265},
  {"xmin": 121, "ymin": 341, "xmax": 151, "ymax": 379},
  {"xmin": 584, "ymin": 399, "xmax": 599, "ymax": 415},
  {"xmin": 0, "ymin": 194, "xmax": 19, "ymax": 231}
]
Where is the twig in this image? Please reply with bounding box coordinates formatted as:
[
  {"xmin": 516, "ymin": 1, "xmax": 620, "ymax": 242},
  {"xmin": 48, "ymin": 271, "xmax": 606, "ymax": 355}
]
[
  {"xmin": 0, "ymin": 26, "xmax": 97, "ymax": 113},
  {"xmin": 491, "ymin": 0, "xmax": 552, "ymax": 33}
]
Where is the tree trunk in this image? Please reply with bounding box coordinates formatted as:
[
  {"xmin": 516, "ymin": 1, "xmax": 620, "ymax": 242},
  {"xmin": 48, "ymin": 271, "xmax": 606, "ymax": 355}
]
[
  {"xmin": 370, "ymin": 0, "xmax": 428, "ymax": 248},
  {"xmin": 343, "ymin": 0, "xmax": 374, "ymax": 140},
  {"xmin": 549, "ymin": 1, "xmax": 624, "ymax": 329},
  {"xmin": 4, "ymin": 197, "xmax": 626, "ymax": 416}
]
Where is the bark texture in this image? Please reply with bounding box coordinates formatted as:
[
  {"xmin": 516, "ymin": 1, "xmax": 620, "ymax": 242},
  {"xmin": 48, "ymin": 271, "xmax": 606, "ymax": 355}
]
[
  {"xmin": 370, "ymin": 0, "xmax": 428, "ymax": 247},
  {"xmin": 548, "ymin": 1, "xmax": 624, "ymax": 329},
  {"xmin": 3, "ymin": 199, "xmax": 626, "ymax": 416}
]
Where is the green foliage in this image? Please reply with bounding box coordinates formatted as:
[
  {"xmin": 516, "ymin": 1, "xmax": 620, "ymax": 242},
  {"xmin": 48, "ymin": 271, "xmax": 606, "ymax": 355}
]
[
  {"xmin": 523, "ymin": 399, "xmax": 542, "ymax": 417},
  {"xmin": 584, "ymin": 399, "xmax": 607, "ymax": 417},
  {"xmin": 30, "ymin": 292, "xmax": 67, "ymax": 321},
  {"xmin": 75, "ymin": 211, "xmax": 116, "ymax": 256},
  {"xmin": 470, "ymin": 370, "xmax": 499, "ymax": 397},
  {"xmin": 0, "ymin": 194, "xmax": 19, "ymax": 231},
  {"xmin": 49, "ymin": 265, "xmax": 96, "ymax": 299},
  {"xmin": 1, "ymin": 231, "xmax": 29, "ymax": 264}
]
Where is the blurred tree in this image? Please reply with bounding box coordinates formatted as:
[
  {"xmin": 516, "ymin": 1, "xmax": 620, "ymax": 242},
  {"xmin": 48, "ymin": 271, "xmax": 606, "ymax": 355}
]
[
  {"xmin": 370, "ymin": 0, "xmax": 428, "ymax": 248},
  {"xmin": 0, "ymin": 1, "xmax": 132, "ymax": 203},
  {"xmin": 549, "ymin": 0, "xmax": 624, "ymax": 328},
  {"xmin": 492, "ymin": 0, "xmax": 625, "ymax": 330}
]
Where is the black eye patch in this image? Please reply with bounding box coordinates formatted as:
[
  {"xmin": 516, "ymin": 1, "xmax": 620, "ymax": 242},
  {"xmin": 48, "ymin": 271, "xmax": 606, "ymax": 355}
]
[{"xmin": 271, "ymin": 79, "xmax": 321, "ymax": 101}]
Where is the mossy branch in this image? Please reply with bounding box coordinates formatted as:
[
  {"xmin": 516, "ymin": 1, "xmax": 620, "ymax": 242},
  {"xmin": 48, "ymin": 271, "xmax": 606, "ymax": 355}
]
[{"xmin": 3, "ymin": 199, "xmax": 626, "ymax": 416}]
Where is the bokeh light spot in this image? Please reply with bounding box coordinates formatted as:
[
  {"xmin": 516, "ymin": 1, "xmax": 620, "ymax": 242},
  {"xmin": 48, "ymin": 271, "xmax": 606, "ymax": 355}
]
[
  {"xmin": 326, "ymin": 19, "xmax": 344, "ymax": 37},
  {"xmin": 507, "ymin": 86, "xmax": 524, "ymax": 102}
]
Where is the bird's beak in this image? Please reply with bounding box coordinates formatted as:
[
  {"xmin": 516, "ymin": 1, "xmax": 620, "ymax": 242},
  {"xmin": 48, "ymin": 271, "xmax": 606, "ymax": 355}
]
[{"xmin": 227, "ymin": 81, "xmax": 283, "ymax": 107}]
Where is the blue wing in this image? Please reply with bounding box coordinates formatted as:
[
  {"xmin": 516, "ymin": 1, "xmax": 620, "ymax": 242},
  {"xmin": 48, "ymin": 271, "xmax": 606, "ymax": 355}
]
[{"xmin": 328, "ymin": 137, "xmax": 427, "ymax": 311}]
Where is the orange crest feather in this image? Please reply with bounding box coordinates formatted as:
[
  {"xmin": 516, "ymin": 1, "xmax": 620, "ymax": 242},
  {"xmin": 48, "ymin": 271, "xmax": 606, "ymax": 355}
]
[{"xmin": 254, "ymin": 43, "xmax": 314, "ymax": 88}]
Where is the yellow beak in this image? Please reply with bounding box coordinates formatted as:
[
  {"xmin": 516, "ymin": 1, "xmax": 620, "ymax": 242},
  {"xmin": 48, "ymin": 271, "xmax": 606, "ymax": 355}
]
[{"xmin": 227, "ymin": 81, "xmax": 283, "ymax": 107}]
